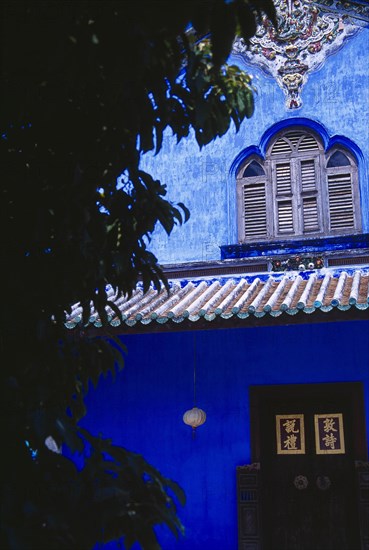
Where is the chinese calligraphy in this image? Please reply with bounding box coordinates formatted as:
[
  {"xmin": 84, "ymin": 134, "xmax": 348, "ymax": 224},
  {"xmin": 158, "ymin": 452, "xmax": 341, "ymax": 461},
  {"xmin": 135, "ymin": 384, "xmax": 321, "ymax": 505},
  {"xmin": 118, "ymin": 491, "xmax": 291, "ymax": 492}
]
[
  {"xmin": 315, "ymin": 414, "xmax": 345, "ymax": 454},
  {"xmin": 276, "ymin": 414, "xmax": 345, "ymax": 455},
  {"xmin": 323, "ymin": 417, "xmax": 337, "ymax": 434},
  {"xmin": 276, "ymin": 415, "xmax": 305, "ymax": 454},
  {"xmin": 283, "ymin": 419, "xmax": 299, "ymax": 434},
  {"xmin": 322, "ymin": 433, "xmax": 337, "ymax": 450},
  {"xmin": 284, "ymin": 434, "xmax": 298, "ymax": 450}
]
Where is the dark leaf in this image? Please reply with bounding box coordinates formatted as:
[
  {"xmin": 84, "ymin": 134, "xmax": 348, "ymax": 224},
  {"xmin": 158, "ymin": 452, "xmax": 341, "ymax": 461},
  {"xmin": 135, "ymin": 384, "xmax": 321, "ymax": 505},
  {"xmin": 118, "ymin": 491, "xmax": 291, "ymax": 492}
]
[
  {"xmin": 211, "ymin": 1, "xmax": 237, "ymax": 67},
  {"xmin": 1, "ymin": 0, "xmax": 270, "ymax": 546}
]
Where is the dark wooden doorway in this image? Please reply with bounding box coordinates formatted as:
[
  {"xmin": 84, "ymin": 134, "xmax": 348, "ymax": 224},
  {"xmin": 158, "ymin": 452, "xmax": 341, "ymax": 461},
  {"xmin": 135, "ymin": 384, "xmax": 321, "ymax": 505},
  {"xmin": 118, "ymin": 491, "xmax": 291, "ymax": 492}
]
[{"xmin": 239, "ymin": 383, "xmax": 368, "ymax": 550}]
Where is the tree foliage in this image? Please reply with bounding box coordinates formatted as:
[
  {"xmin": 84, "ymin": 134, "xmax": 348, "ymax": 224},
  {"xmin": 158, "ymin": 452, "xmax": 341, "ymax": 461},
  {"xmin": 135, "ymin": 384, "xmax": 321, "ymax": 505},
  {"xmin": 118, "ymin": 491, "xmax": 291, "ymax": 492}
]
[{"xmin": 1, "ymin": 1, "xmax": 275, "ymax": 548}]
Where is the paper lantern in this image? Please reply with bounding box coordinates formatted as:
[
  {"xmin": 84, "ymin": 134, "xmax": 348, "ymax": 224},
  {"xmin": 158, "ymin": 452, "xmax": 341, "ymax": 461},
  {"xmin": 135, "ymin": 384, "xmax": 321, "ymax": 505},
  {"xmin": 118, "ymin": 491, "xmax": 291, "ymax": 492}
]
[
  {"xmin": 183, "ymin": 336, "xmax": 207, "ymax": 433},
  {"xmin": 183, "ymin": 407, "xmax": 206, "ymax": 429}
]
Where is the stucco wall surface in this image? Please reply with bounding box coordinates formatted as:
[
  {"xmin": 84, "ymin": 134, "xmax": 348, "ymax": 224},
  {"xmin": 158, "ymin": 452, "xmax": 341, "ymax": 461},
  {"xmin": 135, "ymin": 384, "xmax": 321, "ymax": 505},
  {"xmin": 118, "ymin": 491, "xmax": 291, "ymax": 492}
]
[
  {"xmin": 140, "ymin": 28, "xmax": 369, "ymax": 265},
  {"xmin": 83, "ymin": 320, "xmax": 369, "ymax": 550}
]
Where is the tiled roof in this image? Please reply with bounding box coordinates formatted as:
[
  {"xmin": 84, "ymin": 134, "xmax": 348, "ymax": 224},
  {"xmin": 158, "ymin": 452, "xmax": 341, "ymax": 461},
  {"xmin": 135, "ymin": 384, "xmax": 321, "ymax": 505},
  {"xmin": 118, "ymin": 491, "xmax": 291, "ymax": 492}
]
[{"xmin": 65, "ymin": 267, "xmax": 369, "ymax": 330}]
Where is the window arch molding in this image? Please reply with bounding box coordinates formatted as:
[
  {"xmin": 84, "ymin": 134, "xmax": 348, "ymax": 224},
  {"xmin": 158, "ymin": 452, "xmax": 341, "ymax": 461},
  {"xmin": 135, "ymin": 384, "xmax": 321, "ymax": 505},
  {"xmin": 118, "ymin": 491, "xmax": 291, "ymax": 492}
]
[
  {"xmin": 236, "ymin": 125, "xmax": 362, "ymax": 243},
  {"xmin": 230, "ymin": 119, "xmax": 364, "ymax": 177},
  {"xmin": 260, "ymin": 117, "xmax": 330, "ymax": 156}
]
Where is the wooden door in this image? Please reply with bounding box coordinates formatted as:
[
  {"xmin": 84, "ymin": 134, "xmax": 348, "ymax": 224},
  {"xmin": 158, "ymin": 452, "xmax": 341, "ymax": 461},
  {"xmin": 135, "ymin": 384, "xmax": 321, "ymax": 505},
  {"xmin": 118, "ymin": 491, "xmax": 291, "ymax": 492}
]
[{"xmin": 248, "ymin": 383, "xmax": 367, "ymax": 550}]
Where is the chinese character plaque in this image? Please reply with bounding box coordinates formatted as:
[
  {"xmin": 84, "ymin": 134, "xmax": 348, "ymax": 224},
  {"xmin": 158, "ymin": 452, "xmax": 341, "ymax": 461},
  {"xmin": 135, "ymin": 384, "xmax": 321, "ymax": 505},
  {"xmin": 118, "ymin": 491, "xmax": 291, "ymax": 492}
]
[
  {"xmin": 314, "ymin": 413, "xmax": 345, "ymax": 454},
  {"xmin": 276, "ymin": 414, "xmax": 305, "ymax": 454}
]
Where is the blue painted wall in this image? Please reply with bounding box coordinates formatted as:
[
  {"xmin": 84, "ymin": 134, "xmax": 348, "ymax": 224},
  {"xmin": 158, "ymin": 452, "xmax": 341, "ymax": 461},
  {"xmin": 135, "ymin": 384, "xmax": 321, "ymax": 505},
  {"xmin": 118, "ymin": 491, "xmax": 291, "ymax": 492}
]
[
  {"xmin": 140, "ymin": 27, "xmax": 369, "ymax": 264},
  {"xmin": 81, "ymin": 16, "xmax": 369, "ymax": 550},
  {"xmin": 82, "ymin": 320, "xmax": 369, "ymax": 550}
]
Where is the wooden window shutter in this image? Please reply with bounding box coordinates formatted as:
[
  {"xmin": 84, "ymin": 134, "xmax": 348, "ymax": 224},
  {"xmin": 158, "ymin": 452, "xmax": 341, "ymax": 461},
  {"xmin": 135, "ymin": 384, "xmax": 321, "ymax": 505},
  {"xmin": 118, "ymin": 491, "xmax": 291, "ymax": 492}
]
[
  {"xmin": 243, "ymin": 182, "xmax": 267, "ymax": 239},
  {"xmin": 300, "ymin": 158, "xmax": 320, "ymax": 232},
  {"xmin": 297, "ymin": 134, "xmax": 319, "ymax": 152},
  {"xmin": 271, "ymin": 138, "xmax": 292, "ymax": 155},
  {"xmin": 302, "ymin": 197, "xmax": 319, "ymax": 232},
  {"xmin": 238, "ymin": 132, "xmax": 361, "ymax": 243},
  {"xmin": 276, "ymin": 163, "xmax": 292, "ymax": 195},
  {"xmin": 275, "ymin": 162, "xmax": 294, "ymax": 234},
  {"xmin": 328, "ymin": 172, "xmax": 355, "ymax": 230},
  {"xmin": 300, "ymin": 159, "xmax": 316, "ymax": 192},
  {"xmin": 286, "ymin": 131, "xmax": 304, "ymax": 149},
  {"xmin": 277, "ymin": 200, "xmax": 294, "ymax": 233}
]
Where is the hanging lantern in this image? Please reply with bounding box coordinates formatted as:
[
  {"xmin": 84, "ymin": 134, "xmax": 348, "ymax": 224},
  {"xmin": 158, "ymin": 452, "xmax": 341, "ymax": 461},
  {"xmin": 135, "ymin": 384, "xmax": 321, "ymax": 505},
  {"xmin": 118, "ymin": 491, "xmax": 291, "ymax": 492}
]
[
  {"xmin": 183, "ymin": 407, "xmax": 206, "ymax": 429},
  {"xmin": 183, "ymin": 335, "xmax": 206, "ymax": 433}
]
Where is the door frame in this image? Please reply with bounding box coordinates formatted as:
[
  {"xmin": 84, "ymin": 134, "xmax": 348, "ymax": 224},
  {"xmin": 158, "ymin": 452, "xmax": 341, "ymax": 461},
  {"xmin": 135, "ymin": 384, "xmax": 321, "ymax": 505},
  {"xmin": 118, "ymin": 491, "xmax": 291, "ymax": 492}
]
[{"xmin": 237, "ymin": 382, "xmax": 368, "ymax": 549}]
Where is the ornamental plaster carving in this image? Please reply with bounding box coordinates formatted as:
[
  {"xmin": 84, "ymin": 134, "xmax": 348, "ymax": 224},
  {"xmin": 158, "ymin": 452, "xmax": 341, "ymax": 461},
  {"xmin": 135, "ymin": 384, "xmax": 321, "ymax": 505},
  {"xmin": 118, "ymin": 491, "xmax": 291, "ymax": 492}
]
[
  {"xmin": 232, "ymin": 0, "xmax": 360, "ymax": 109},
  {"xmin": 315, "ymin": 0, "xmax": 369, "ymax": 24}
]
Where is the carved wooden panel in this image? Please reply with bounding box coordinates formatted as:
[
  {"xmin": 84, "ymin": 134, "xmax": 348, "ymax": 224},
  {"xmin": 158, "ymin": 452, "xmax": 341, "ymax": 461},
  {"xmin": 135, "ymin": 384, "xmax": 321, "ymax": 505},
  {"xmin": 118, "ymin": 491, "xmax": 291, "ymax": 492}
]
[
  {"xmin": 237, "ymin": 464, "xmax": 262, "ymax": 550},
  {"xmin": 356, "ymin": 461, "xmax": 369, "ymax": 550}
]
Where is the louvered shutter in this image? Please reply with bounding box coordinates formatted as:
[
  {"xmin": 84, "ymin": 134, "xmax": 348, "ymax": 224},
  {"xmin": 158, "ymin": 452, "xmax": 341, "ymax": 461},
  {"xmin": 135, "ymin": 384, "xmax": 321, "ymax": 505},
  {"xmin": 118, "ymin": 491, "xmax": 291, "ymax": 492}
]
[
  {"xmin": 271, "ymin": 131, "xmax": 319, "ymax": 156},
  {"xmin": 271, "ymin": 138, "xmax": 292, "ymax": 155},
  {"xmin": 300, "ymin": 159, "xmax": 320, "ymax": 232},
  {"xmin": 328, "ymin": 173, "xmax": 355, "ymax": 230},
  {"xmin": 243, "ymin": 183, "xmax": 267, "ymax": 239},
  {"xmin": 300, "ymin": 159, "xmax": 316, "ymax": 192},
  {"xmin": 302, "ymin": 197, "xmax": 319, "ymax": 232},
  {"xmin": 276, "ymin": 163, "xmax": 292, "ymax": 194},
  {"xmin": 277, "ymin": 201, "xmax": 294, "ymax": 233},
  {"xmin": 298, "ymin": 135, "xmax": 319, "ymax": 152},
  {"xmin": 238, "ymin": 133, "xmax": 360, "ymax": 242},
  {"xmin": 286, "ymin": 131, "xmax": 304, "ymax": 149},
  {"xmin": 275, "ymin": 162, "xmax": 294, "ymax": 234}
]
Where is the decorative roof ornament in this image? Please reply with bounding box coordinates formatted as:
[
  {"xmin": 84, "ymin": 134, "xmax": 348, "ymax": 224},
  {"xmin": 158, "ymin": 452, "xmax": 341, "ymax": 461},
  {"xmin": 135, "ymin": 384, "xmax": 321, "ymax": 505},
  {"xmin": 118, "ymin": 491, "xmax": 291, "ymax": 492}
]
[{"xmin": 232, "ymin": 0, "xmax": 359, "ymax": 109}]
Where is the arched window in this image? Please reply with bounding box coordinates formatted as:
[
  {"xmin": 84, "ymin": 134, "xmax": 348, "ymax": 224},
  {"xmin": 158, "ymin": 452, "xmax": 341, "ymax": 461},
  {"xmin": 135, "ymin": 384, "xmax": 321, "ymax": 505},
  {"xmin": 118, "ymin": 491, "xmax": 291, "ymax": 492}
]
[{"xmin": 237, "ymin": 128, "xmax": 361, "ymax": 243}]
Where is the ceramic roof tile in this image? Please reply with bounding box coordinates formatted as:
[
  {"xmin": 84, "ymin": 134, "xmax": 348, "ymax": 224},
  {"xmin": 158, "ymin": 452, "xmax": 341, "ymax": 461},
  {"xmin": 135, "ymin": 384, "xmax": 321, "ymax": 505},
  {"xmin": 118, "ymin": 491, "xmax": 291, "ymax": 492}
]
[
  {"xmin": 281, "ymin": 276, "xmax": 302, "ymax": 311},
  {"xmin": 214, "ymin": 278, "xmax": 248, "ymax": 315},
  {"xmin": 264, "ymin": 275, "xmax": 289, "ymax": 312},
  {"xmin": 232, "ymin": 278, "xmax": 260, "ymax": 313},
  {"xmin": 65, "ymin": 267, "xmax": 369, "ymax": 330}
]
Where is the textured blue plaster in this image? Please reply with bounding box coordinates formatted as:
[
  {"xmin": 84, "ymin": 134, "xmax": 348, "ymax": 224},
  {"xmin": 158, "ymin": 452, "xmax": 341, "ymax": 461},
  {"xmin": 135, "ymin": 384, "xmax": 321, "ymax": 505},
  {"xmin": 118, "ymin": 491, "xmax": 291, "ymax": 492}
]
[
  {"xmin": 140, "ymin": 28, "xmax": 369, "ymax": 265},
  {"xmin": 83, "ymin": 321, "xmax": 369, "ymax": 550}
]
